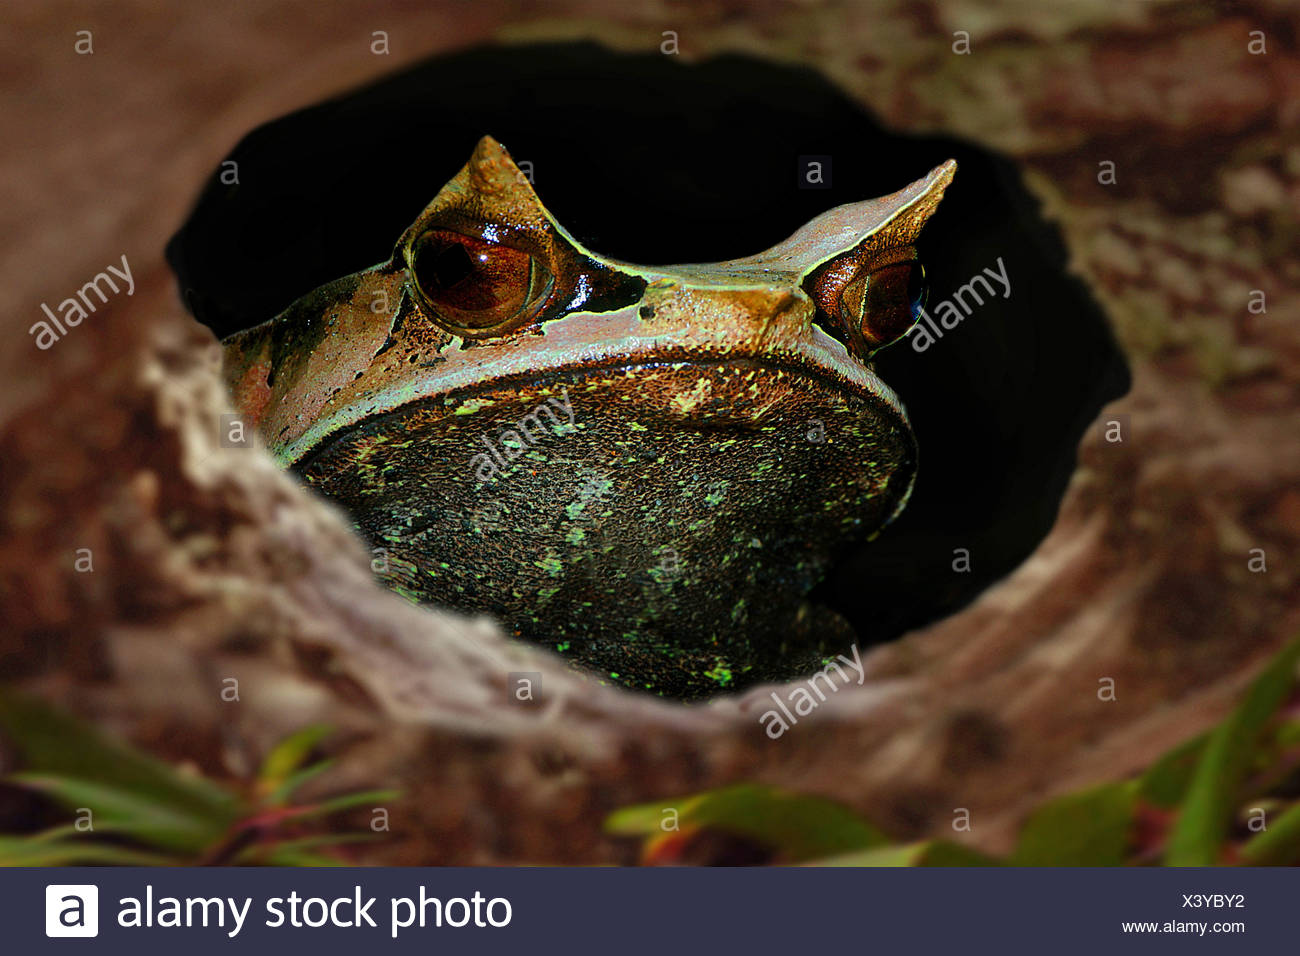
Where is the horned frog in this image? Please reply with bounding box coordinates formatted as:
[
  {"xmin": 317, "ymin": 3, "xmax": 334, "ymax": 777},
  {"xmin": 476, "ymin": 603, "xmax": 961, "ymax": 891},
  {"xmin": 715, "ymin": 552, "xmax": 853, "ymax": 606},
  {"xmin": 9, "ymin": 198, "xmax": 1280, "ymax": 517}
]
[{"xmin": 222, "ymin": 135, "xmax": 955, "ymax": 699}]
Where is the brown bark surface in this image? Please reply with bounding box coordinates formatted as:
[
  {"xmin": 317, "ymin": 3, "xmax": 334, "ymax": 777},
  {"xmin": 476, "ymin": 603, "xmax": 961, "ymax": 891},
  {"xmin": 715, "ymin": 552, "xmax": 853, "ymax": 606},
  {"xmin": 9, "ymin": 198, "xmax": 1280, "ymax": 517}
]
[{"xmin": 2, "ymin": 0, "xmax": 1297, "ymax": 862}]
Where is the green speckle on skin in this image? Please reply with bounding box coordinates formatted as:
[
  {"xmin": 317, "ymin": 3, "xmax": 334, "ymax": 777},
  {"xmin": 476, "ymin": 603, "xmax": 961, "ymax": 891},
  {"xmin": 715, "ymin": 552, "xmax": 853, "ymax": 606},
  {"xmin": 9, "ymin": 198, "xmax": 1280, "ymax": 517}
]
[
  {"xmin": 392, "ymin": 584, "xmax": 424, "ymax": 604},
  {"xmin": 648, "ymin": 565, "xmax": 678, "ymax": 587},
  {"xmin": 291, "ymin": 350, "xmax": 917, "ymax": 702},
  {"xmin": 453, "ymin": 398, "xmax": 495, "ymax": 414},
  {"xmin": 704, "ymin": 662, "xmax": 733, "ymax": 686}
]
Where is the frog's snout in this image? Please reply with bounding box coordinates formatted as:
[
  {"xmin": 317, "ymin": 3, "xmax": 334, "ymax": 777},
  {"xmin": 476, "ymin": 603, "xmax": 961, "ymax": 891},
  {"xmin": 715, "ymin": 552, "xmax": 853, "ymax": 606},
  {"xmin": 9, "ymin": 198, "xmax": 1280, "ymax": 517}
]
[{"xmin": 637, "ymin": 281, "xmax": 814, "ymax": 349}]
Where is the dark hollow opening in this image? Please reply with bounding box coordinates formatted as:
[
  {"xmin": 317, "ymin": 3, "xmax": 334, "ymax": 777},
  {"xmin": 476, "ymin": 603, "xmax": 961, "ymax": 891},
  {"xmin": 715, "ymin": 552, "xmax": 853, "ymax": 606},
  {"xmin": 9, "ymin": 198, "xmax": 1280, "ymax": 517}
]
[{"xmin": 167, "ymin": 42, "xmax": 1130, "ymax": 683}]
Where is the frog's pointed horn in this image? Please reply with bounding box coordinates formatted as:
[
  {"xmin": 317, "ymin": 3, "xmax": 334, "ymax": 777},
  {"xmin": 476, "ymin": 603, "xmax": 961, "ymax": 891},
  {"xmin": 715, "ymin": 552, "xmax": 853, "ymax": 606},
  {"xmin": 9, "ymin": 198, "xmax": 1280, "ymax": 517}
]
[
  {"xmin": 399, "ymin": 135, "xmax": 597, "ymax": 257},
  {"xmin": 464, "ymin": 134, "xmax": 540, "ymax": 200},
  {"xmin": 883, "ymin": 158, "xmax": 956, "ymax": 243},
  {"xmin": 746, "ymin": 159, "xmax": 958, "ymax": 273},
  {"xmin": 401, "ymin": 134, "xmax": 547, "ymax": 232}
]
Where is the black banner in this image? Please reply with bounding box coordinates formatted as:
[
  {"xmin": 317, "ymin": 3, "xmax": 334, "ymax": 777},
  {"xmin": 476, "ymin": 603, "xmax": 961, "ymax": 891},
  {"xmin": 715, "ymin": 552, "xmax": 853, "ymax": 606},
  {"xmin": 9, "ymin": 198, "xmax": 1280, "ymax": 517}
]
[{"xmin": 13, "ymin": 866, "xmax": 1282, "ymax": 953}]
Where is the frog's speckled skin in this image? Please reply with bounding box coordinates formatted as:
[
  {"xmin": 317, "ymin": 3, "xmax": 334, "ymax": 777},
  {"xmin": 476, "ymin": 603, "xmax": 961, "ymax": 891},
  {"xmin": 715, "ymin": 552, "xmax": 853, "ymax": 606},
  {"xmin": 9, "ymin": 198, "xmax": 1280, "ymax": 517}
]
[{"xmin": 222, "ymin": 136, "xmax": 955, "ymax": 699}]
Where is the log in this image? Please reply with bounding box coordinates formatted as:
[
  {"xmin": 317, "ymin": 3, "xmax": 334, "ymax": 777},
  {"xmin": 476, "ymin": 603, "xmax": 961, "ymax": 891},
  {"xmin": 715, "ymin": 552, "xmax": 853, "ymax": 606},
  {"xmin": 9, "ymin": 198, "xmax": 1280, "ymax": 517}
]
[{"xmin": 2, "ymin": 0, "xmax": 1296, "ymax": 863}]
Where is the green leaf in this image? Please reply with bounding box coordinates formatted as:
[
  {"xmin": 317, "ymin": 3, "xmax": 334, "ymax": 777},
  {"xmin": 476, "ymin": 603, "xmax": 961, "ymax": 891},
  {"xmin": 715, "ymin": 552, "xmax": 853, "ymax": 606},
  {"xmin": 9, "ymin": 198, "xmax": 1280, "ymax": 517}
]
[
  {"xmin": 1011, "ymin": 782, "xmax": 1137, "ymax": 866},
  {"xmin": 1165, "ymin": 638, "xmax": 1300, "ymax": 866},
  {"xmin": 0, "ymin": 836, "xmax": 174, "ymax": 867},
  {"xmin": 8, "ymin": 773, "xmax": 230, "ymax": 853},
  {"xmin": 299, "ymin": 789, "xmax": 402, "ymax": 818},
  {"xmin": 1239, "ymin": 801, "xmax": 1300, "ymax": 866},
  {"xmin": 606, "ymin": 784, "xmax": 888, "ymax": 862},
  {"xmin": 256, "ymin": 725, "xmax": 332, "ymax": 796},
  {"xmin": 1275, "ymin": 720, "xmax": 1300, "ymax": 749},
  {"xmin": 258, "ymin": 847, "xmax": 349, "ymax": 867},
  {"xmin": 1139, "ymin": 733, "xmax": 1209, "ymax": 809},
  {"xmin": 237, "ymin": 833, "xmax": 378, "ymax": 865},
  {"xmin": 28, "ymin": 821, "xmax": 150, "ymax": 843},
  {"xmin": 808, "ymin": 841, "xmax": 1000, "ymax": 867},
  {"xmin": 0, "ymin": 692, "xmax": 238, "ymax": 825},
  {"xmin": 267, "ymin": 760, "xmax": 334, "ymax": 807},
  {"xmin": 0, "ymin": 695, "xmax": 390, "ymax": 867}
]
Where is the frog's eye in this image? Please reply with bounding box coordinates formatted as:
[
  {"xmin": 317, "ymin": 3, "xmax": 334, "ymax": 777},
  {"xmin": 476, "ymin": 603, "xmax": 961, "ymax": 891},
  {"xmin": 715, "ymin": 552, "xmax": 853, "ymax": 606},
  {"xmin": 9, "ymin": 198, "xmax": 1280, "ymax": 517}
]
[
  {"xmin": 809, "ymin": 256, "xmax": 927, "ymax": 357},
  {"xmin": 407, "ymin": 229, "xmax": 555, "ymax": 336},
  {"xmin": 834, "ymin": 260, "xmax": 927, "ymax": 351}
]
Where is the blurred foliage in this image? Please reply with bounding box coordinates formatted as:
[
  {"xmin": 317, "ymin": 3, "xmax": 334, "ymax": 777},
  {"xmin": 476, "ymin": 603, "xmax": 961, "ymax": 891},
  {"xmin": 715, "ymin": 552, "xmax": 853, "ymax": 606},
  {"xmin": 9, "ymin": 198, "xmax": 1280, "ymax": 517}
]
[
  {"xmin": 3, "ymin": 637, "xmax": 1297, "ymax": 867},
  {"xmin": 610, "ymin": 638, "xmax": 1300, "ymax": 866},
  {"xmin": 0, "ymin": 695, "xmax": 398, "ymax": 866},
  {"xmin": 608, "ymin": 782, "xmax": 890, "ymax": 863}
]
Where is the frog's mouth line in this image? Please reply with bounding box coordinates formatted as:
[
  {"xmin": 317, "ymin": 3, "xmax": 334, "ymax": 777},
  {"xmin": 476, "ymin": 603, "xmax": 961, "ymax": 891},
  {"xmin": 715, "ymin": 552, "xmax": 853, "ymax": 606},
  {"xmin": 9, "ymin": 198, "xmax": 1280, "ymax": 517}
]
[
  {"xmin": 291, "ymin": 344, "xmax": 921, "ymax": 543},
  {"xmin": 278, "ymin": 325, "xmax": 908, "ymax": 468}
]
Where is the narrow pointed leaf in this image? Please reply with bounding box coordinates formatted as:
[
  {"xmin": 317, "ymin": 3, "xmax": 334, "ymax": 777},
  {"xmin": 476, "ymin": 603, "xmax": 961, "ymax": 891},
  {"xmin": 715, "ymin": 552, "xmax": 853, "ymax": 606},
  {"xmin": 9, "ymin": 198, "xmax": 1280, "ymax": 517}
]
[
  {"xmin": 0, "ymin": 692, "xmax": 238, "ymax": 822},
  {"xmin": 300, "ymin": 789, "xmax": 402, "ymax": 818},
  {"xmin": 0, "ymin": 836, "xmax": 175, "ymax": 867},
  {"xmin": 1239, "ymin": 801, "xmax": 1300, "ymax": 866},
  {"xmin": 808, "ymin": 841, "xmax": 1000, "ymax": 866},
  {"xmin": 1165, "ymin": 638, "xmax": 1300, "ymax": 866},
  {"xmin": 268, "ymin": 760, "xmax": 334, "ymax": 807},
  {"xmin": 1139, "ymin": 733, "xmax": 1209, "ymax": 809},
  {"xmin": 256, "ymin": 725, "xmax": 332, "ymax": 795},
  {"xmin": 9, "ymin": 773, "xmax": 229, "ymax": 853},
  {"xmin": 607, "ymin": 784, "xmax": 887, "ymax": 861}
]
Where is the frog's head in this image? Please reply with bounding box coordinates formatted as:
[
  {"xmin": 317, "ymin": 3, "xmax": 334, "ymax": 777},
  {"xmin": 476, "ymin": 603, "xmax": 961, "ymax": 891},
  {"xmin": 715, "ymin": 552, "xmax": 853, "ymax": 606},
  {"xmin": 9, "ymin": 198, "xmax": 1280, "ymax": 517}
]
[{"xmin": 222, "ymin": 136, "xmax": 955, "ymax": 697}]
